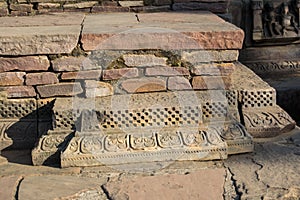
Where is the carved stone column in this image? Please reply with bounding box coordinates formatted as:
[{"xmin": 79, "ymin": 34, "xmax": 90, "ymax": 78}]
[{"xmin": 251, "ymin": 0, "xmax": 264, "ymax": 40}]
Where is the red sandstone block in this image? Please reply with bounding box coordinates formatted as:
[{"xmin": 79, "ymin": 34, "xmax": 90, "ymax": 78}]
[
  {"xmin": 167, "ymin": 76, "xmax": 192, "ymax": 90},
  {"xmin": 5, "ymin": 85, "xmax": 36, "ymax": 98},
  {"xmin": 0, "ymin": 56, "xmax": 49, "ymax": 72},
  {"xmin": 0, "ymin": 72, "xmax": 25, "ymax": 86},
  {"xmin": 26, "ymin": 72, "xmax": 58, "ymax": 86},
  {"xmin": 60, "ymin": 70, "xmax": 102, "ymax": 80},
  {"xmin": 121, "ymin": 77, "xmax": 166, "ymax": 93},
  {"xmin": 191, "ymin": 63, "xmax": 235, "ymax": 76},
  {"xmin": 10, "ymin": 4, "xmax": 32, "ymax": 12},
  {"xmin": 192, "ymin": 76, "xmax": 231, "ymax": 90},
  {"xmin": 37, "ymin": 82, "xmax": 83, "ymax": 98},
  {"xmin": 123, "ymin": 55, "xmax": 167, "ymax": 67},
  {"xmin": 103, "ymin": 68, "xmax": 139, "ymax": 80},
  {"xmin": 52, "ymin": 56, "xmax": 98, "ymax": 72},
  {"xmin": 145, "ymin": 67, "xmax": 189, "ymax": 76}
]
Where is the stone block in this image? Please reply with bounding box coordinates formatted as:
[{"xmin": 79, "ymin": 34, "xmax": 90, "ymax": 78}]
[
  {"xmin": 37, "ymin": 82, "xmax": 83, "ymax": 98},
  {"xmin": 85, "ymin": 81, "xmax": 113, "ymax": 98},
  {"xmin": 26, "ymin": 72, "xmax": 58, "ymax": 86},
  {"xmin": 118, "ymin": 1, "xmax": 144, "ymax": 7},
  {"xmin": 0, "ymin": 56, "xmax": 49, "ymax": 72},
  {"xmin": 145, "ymin": 67, "xmax": 189, "ymax": 76},
  {"xmin": 52, "ymin": 56, "xmax": 99, "ymax": 72},
  {"xmin": 10, "ymin": 3, "xmax": 32, "ymax": 12},
  {"xmin": 81, "ymin": 12, "xmax": 243, "ymax": 51},
  {"xmin": 123, "ymin": 54, "xmax": 167, "ymax": 67},
  {"xmin": 167, "ymin": 76, "xmax": 192, "ymax": 90},
  {"xmin": 4, "ymin": 86, "xmax": 36, "ymax": 98},
  {"xmin": 130, "ymin": 5, "xmax": 171, "ymax": 12},
  {"xmin": 103, "ymin": 68, "xmax": 139, "ymax": 80},
  {"xmin": 192, "ymin": 76, "xmax": 231, "ymax": 90},
  {"xmin": 104, "ymin": 169, "xmax": 225, "ymax": 200},
  {"xmin": 0, "ymin": 13, "xmax": 84, "ymax": 27},
  {"xmin": 38, "ymin": 3, "xmax": 61, "ymax": 9},
  {"xmin": 172, "ymin": 2, "xmax": 227, "ymax": 13},
  {"xmin": 60, "ymin": 70, "xmax": 102, "ymax": 80},
  {"xmin": 181, "ymin": 50, "xmax": 239, "ymax": 63},
  {"xmin": 0, "ymin": 26, "xmax": 81, "ymax": 55},
  {"xmin": 243, "ymin": 106, "xmax": 296, "ymax": 138},
  {"xmin": 121, "ymin": 77, "xmax": 166, "ymax": 93},
  {"xmin": 63, "ymin": 1, "xmax": 97, "ymax": 9},
  {"xmin": 191, "ymin": 63, "xmax": 235, "ymax": 76},
  {"xmin": 91, "ymin": 5, "xmax": 130, "ymax": 12},
  {"xmin": 0, "ymin": 72, "xmax": 25, "ymax": 86}
]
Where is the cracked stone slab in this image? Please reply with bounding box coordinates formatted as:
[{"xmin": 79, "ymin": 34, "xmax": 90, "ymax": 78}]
[
  {"xmin": 18, "ymin": 175, "xmax": 107, "ymax": 200},
  {"xmin": 0, "ymin": 13, "xmax": 84, "ymax": 55},
  {"xmin": 104, "ymin": 169, "xmax": 226, "ymax": 200},
  {"xmin": 0, "ymin": 176, "xmax": 23, "ymax": 200},
  {"xmin": 81, "ymin": 12, "xmax": 244, "ymax": 51}
]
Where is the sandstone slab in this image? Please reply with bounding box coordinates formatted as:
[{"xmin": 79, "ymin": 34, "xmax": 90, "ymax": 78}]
[
  {"xmin": 0, "ymin": 56, "xmax": 49, "ymax": 72},
  {"xmin": 52, "ymin": 56, "xmax": 99, "ymax": 72},
  {"xmin": 81, "ymin": 12, "xmax": 244, "ymax": 51},
  {"xmin": 145, "ymin": 67, "xmax": 189, "ymax": 76},
  {"xmin": 25, "ymin": 72, "xmax": 58, "ymax": 85},
  {"xmin": 0, "ymin": 176, "xmax": 23, "ymax": 199},
  {"xmin": 4, "ymin": 86, "xmax": 36, "ymax": 98},
  {"xmin": 103, "ymin": 68, "xmax": 139, "ymax": 80},
  {"xmin": 192, "ymin": 76, "xmax": 231, "ymax": 90},
  {"xmin": 104, "ymin": 169, "xmax": 226, "ymax": 200},
  {"xmin": 182, "ymin": 50, "xmax": 238, "ymax": 63},
  {"xmin": 167, "ymin": 76, "xmax": 192, "ymax": 90},
  {"xmin": 123, "ymin": 54, "xmax": 167, "ymax": 67},
  {"xmin": 0, "ymin": 26, "xmax": 81, "ymax": 55},
  {"xmin": 118, "ymin": 1, "xmax": 144, "ymax": 7},
  {"xmin": 85, "ymin": 81, "xmax": 114, "ymax": 98},
  {"xmin": 0, "ymin": 72, "xmax": 25, "ymax": 86},
  {"xmin": 37, "ymin": 82, "xmax": 83, "ymax": 98},
  {"xmin": 191, "ymin": 63, "xmax": 235, "ymax": 76},
  {"xmin": 121, "ymin": 77, "xmax": 166, "ymax": 93},
  {"xmin": 18, "ymin": 175, "xmax": 107, "ymax": 200},
  {"xmin": 61, "ymin": 70, "xmax": 102, "ymax": 80}
]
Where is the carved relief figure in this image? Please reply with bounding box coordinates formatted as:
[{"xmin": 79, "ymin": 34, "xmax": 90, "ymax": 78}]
[
  {"xmin": 280, "ymin": 2, "xmax": 299, "ymax": 36},
  {"xmin": 263, "ymin": 2, "xmax": 282, "ymax": 37}
]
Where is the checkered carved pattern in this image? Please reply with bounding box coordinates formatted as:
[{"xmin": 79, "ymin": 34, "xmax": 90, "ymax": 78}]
[
  {"xmin": 241, "ymin": 90, "xmax": 274, "ymax": 108},
  {"xmin": 226, "ymin": 91, "xmax": 237, "ymax": 107},
  {"xmin": 99, "ymin": 106, "xmax": 202, "ymax": 129},
  {"xmin": 202, "ymin": 102, "xmax": 228, "ymax": 119},
  {"xmin": 0, "ymin": 99, "xmax": 36, "ymax": 119}
]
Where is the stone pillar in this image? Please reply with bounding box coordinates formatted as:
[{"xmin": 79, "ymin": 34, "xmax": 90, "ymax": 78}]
[{"xmin": 251, "ymin": 0, "xmax": 264, "ymax": 40}]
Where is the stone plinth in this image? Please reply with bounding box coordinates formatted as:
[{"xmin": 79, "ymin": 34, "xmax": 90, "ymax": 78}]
[
  {"xmin": 81, "ymin": 12, "xmax": 244, "ymax": 51},
  {"xmin": 0, "ymin": 13, "xmax": 84, "ymax": 55}
]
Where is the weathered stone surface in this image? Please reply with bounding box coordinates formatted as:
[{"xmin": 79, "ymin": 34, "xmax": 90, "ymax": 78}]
[
  {"xmin": 0, "ymin": 56, "xmax": 49, "ymax": 72},
  {"xmin": 104, "ymin": 169, "xmax": 225, "ymax": 200},
  {"xmin": 10, "ymin": 3, "xmax": 32, "ymax": 12},
  {"xmin": 191, "ymin": 63, "xmax": 235, "ymax": 76},
  {"xmin": 103, "ymin": 68, "xmax": 139, "ymax": 80},
  {"xmin": 38, "ymin": 3, "xmax": 61, "ymax": 9},
  {"xmin": 0, "ymin": 25, "xmax": 81, "ymax": 55},
  {"xmin": 4, "ymin": 86, "xmax": 36, "ymax": 98},
  {"xmin": 19, "ymin": 175, "xmax": 107, "ymax": 200},
  {"xmin": 0, "ymin": 12, "xmax": 84, "ymax": 27},
  {"xmin": 91, "ymin": 5, "xmax": 130, "ymax": 12},
  {"xmin": 0, "ymin": 155, "xmax": 7, "ymax": 165},
  {"xmin": 0, "ymin": 176, "xmax": 23, "ymax": 199},
  {"xmin": 52, "ymin": 56, "xmax": 99, "ymax": 72},
  {"xmin": 181, "ymin": 50, "xmax": 239, "ymax": 63},
  {"xmin": 145, "ymin": 67, "xmax": 189, "ymax": 76},
  {"xmin": 121, "ymin": 77, "xmax": 166, "ymax": 93},
  {"xmin": 85, "ymin": 81, "xmax": 113, "ymax": 98},
  {"xmin": 123, "ymin": 55, "xmax": 167, "ymax": 67},
  {"xmin": 118, "ymin": 1, "xmax": 144, "ymax": 7},
  {"xmin": 0, "ymin": 72, "xmax": 25, "ymax": 86},
  {"xmin": 167, "ymin": 76, "xmax": 192, "ymax": 90},
  {"xmin": 37, "ymin": 82, "xmax": 83, "ymax": 98},
  {"xmin": 192, "ymin": 76, "xmax": 231, "ymax": 90},
  {"xmin": 81, "ymin": 12, "xmax": 244, "ymax": 51},
  {"xmin": 61, "ymin": 70, "xmax": 102, "ymax": 80},
  {"xmin": 26, "ymin": 72, "xmax": 58, "ymax": 85},
  {"xmin": 243, "ymin": 106, "xmax": 296, "ymax": 138},
  {"xmin": 172, "ymin": 2, "xmax": 227, "ymax": 13},
  {"xmin": 63, "ymin": 1, "xmax": 97, "ymax": 9}
]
